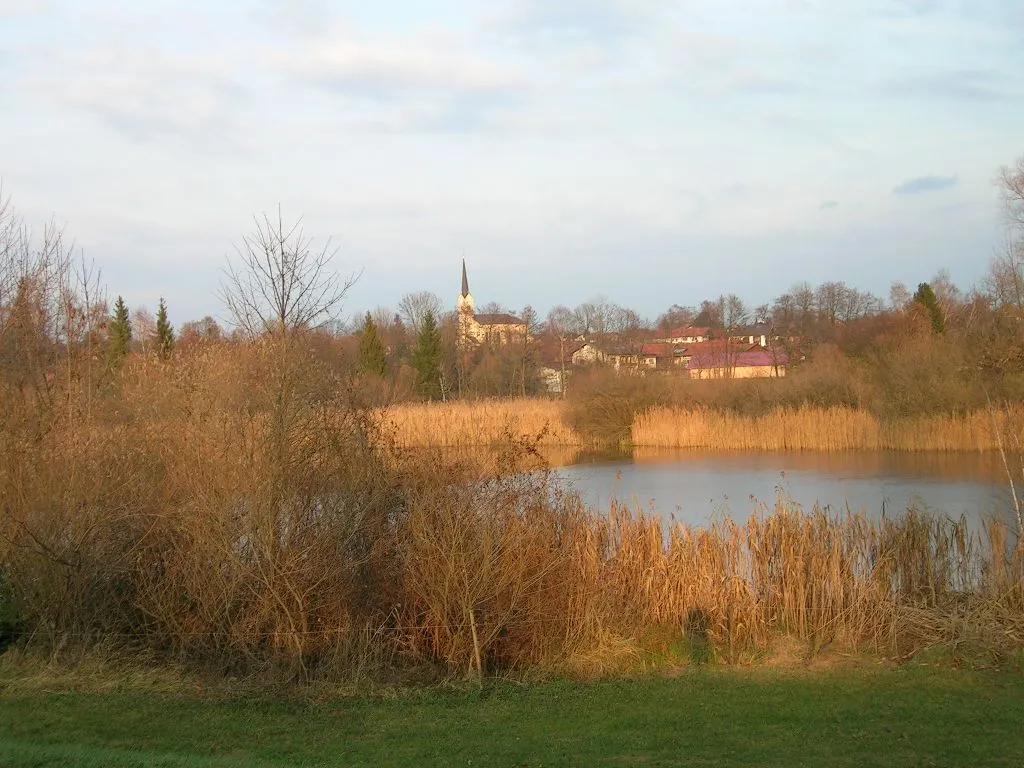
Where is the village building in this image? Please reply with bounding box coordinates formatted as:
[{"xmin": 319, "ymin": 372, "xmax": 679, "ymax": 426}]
[
  {"xmin": 570, "ymin": 341, "xmax": 605, "ymax": 366},
  {"xmin": 684, "ymin": 345, "xmax": 788, "ymax": 379},
  {"xmin": 456, "ymin": 260, "xmax": 527, "ymax": 348},
  {"xmin": 654, "ymin": 326, "xmax": 711, "ymax": 344}
]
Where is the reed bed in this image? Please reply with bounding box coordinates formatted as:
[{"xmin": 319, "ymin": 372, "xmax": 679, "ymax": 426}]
[
  {"xmin": 541, "ymin": 500, "xmax": 1024, "ymax": 671},
  {"xmin": 3, "ymin": 340, "xmax": 1023, "ymax": 682},
  {"xmin": 385, "ymin": 399, "xmax": 580, "ymax": 448},
  {"xmin": 632, "ymin": 405, "xmax": 1024, "ymax": 452}
]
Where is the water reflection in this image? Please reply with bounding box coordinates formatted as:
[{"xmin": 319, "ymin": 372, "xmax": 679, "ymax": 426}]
[{"xmin": 549, "ymin": 447, "xmax": 1016, "ymax": 530}]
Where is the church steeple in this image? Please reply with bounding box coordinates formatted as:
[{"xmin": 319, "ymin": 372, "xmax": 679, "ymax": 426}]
[{"xmin": 457, "ymin": 258, "xmax": 475, "ymax": 324}]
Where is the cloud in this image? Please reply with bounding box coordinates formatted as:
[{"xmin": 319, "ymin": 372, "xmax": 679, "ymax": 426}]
[
  {"xmin": 881, "ymin": 69, "xmax": 1012, "ymax": 102},
  {"xmin": 287, "ymin": 39, "xmax": 523, "ymax": 98},
  {"xmin": 892, "ymin": 175, "xmax": 959, "ymax": 195},
  {"xmin": 498, "ymin": 0, "xmax": 653, "ymax": 44},
  {"xmin": 820, "ymin": 200, "xmax": 839, "ymax": 210},
  {"xmin": 32, "ymin": 46, "xmax": 249, "ymax": 147},
  {"xmin": 727, "ymin": 73, "xmax": 805, "ymax": 96},
  {"xmin": 280, "ymin": 33, "xmax": 528, "ymax": 133}
]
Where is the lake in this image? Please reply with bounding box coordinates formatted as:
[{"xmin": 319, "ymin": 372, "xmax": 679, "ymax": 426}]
[{"xmin": 552, "ymin": 448, "xmax": 1018, "ymax": 530}]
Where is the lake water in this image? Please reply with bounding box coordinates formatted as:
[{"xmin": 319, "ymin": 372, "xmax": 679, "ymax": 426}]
[{"xmin": 552, "ymin": 448, "xmax": 1018, "ymax": 530}]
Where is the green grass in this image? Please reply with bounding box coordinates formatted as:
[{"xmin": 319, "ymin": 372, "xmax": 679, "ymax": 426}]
[{"xmin": 2, "ymin": 666, "xmax": 1023, "ymax": 767}]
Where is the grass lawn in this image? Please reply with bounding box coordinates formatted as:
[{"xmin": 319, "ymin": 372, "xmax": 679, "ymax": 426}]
[{"xmin": 1, "ymin": 665, "xmax": 1023, "ymax": 767}]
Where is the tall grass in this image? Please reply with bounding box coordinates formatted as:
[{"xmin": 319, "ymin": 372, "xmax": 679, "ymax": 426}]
[
  {"xmin": 632, "ymin": 405, "xmax": 1024, "ymax": 451},
  {"xmin": 385, "ymin": 399, "xmax": 580, "ymax": 448},
  {"xmin": 1, "ymin": 300, "xmax": 1022, "ymax": 681}
]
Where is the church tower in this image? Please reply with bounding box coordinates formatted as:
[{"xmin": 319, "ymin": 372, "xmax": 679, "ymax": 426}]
[
  {"xmin": 457, "ymin": 258, "xmax": 474, "ymax": 314},
  {"xmin": 457, "ymin": 259, "xmax": 476, "ymax": 346}
]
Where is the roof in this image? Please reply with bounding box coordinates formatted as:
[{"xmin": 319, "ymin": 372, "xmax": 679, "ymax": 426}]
[
  {"xmin": 602, "ymin": 342, "xmax": 675, "ymax": 358},
  {"xmin": 639, "ymin": 342, "xmax": 676, "ymax": 357},
  {"xmin": 461, "ymin": 259, "xmax": 470, "ymax": 298},
  {"xmin": 534, "ymin": 335, "xmax": 586, "ymax": 366},
  {"xmin": 474, "ymin": 312, "xmax": 524, "ymax": 326},
  {"xmin": 686, "ymin": 349, "xmax": 789, "ymax": 369},
  {"xmin": 676, "ymin": 340, "xmax": 749, "ymax": 356},
  {"xmin": 657, "ymin": 325, "xmax": 711, "ymax": 340}
]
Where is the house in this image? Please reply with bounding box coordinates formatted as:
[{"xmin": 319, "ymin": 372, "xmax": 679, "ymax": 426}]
[
  {"xmin": 537, "ymin": 365, "xmax": 564, "ymax": 394},
  {"xmin": 570, "ymin": 342, "xmax": 605, "ymax": 366},
  {"xmin": 655, "ymin": 325, "xmax": 711, "ymax": 344},
  {"xmin": 686, "ymin": 348, "xmax": 788, "ymax": 379},
  {"xmin": 456, "ymin": 260, "xmax": 527, "ymax": 347},
  {"xmin": 600, "ymin": 342, "xmax": 678, "ymax": 372},
  {"xmin": 729, "ymin": 322, "xmax": 773, "ymax": 348}
]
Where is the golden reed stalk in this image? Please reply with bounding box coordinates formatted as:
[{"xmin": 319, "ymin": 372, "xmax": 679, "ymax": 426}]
[
  {"xmin": 385, "ymin": 399, "xmax": 581, "ymax": 448},
  {"xmin": 387, "ymin": 400, "xmax": 1023, "ymax": 452},
  {"xmin": 631, "ymin": 405, "xmax": 1024, "ymax": 452}
]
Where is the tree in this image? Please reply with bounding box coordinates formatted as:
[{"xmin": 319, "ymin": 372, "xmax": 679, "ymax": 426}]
[
  {"xmin": 913, "ymin": 282, "xmax": 945, "ymax": 335},
  {"xmin": 656, "ymin": 304, "xmax": 695, "ymax": 331},
  {"xmin": 573, "ymin": 296, "xmax": 619, "ymax": 337},
  {"xmin": 412, "ymin": 309, "xmax": 443, "ymax": 399},
  {"xmin": 358, "ymin": 311, "xmax": 387, "ymax": 377},
  {"xmin": 131, "ymin": 307, "xmax": 156, "ymax": 354},
  {"xmin": 155, "ymin": 297, "xmax": 174, "ymax": 360},
  {"xmin": 220, "ymin": 207, "xmax": 358, "ymax": 340},
  {"xmin": 546, "ymin": 305, "xmax": 578, "ymax": 397},
  {"xmin": 398, "ymin": 291, "xmax": 444, "ymax": 335},
  {"xmin": 985, "ymin": 157, "xmax": 1024, "ymax": 313},
  {"xmin": 1001, "ymin": 154, "xmax": 1024, "ymax": 230},
  {"xmin": 889, "ymin": 282, "xmax": 912, "ymax": 311},
  {"xmin": 513, "ymin": 305, "xmax": 539, "ymax": 396},
  {"xmin": 722, "ymin": 294, "xmax": 748, "ymax": 333},
  {"xmin": 107, "ymin": 295, "xmax": 131, "ymax": 366},
  {"xmin": 693, "ymin": 298, "xmax": 724, "ymax": 329}
]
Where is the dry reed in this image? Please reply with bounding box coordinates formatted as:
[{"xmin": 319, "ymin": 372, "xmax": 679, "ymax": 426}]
[
  {"xmin": 632, "ymin": 405, "xmax": 1024, "ymax": 452},
  {"xmin": 385, "ymin": 399, "xmax": 580, "ymax": 448},
  {"xmin": 2, "ymin": 330, "xmax": 1022, "ymax": 680}
]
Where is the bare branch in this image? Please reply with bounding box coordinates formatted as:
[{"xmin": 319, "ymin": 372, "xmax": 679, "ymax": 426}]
[{"xmin": 219, "ymin": 206, "xmax": 361, "ymax": 339}]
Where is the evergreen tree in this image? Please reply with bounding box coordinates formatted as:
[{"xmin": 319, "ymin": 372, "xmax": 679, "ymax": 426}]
[
  {"xmin": 390, "ymin": 313, "xmax": 409, "ymax": 366},
  {"xmin": 358, "ymin": 311, "xmax": 387, "ymax": 377},
  {"xmin": 913, "ymin": 282, "xmax": 945, "ymax": 335},
  {"xmin": 411, "ymin": 309, "xmax": 443, "ymax": 399},
  {"xmin": 155, "ymin": 297, "xmax": 175, "ymax": 360},
  {"xmin": 107, "ymin": 296, "xmax": 132, "ymax": 366}
]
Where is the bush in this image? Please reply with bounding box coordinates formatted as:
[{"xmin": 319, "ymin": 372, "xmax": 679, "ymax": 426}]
[
  {"xmin": 0, "ymin": 571, "xmax": 20, "ymax": 653},
  {"xmin": 564, "ymin": 369, "xmax": 671, "ymax": 444}
]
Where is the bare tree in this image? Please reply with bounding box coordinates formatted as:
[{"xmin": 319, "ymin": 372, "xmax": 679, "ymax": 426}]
[
  {"xmin": 132, "ymin": 307, "xmax": 156, "ymax": 355},
  {"xmin": 398, "ymin": 291, "xmax": 444, "ymax": 335},
  {"xmin": 815, "ymin": 282, "xmax": 844, "ymax": 327},
  {"xmin": 722, "ymin": 294, "xmax": 748, "ymax": 333},
  {"xmin": 693, "ymin": 298, "xmax": 724, "ymax": 329},
  {"xmin": 574, "ymin": 296, "xmax": 619, "ymax": 337},
  {"xmin": 984, "ymin": 160, "xmax": 1024, "ymax": 314},
  {"xmin": 546, "ymin": 305, "xmax": 578, "ymax": 397},
  {"xmin": 221, "ymin": 207, "xmax": 358, "ymax": 339},
  {"xmin": 656, "ymin": 303, "xmax": 695, "ymax": 331},
  {"xmin": 1000, "ymin": 154, "xmax": 1024, "ymax": 231},
  {"xmin": 889, "ymin": 282, "xmax": 912, "ymax": 311}
]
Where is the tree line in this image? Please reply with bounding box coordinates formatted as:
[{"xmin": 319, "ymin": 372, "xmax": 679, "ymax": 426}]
[{"xmin": 3, "ymin": 153, "xmax": 1023, "ymax": 404}]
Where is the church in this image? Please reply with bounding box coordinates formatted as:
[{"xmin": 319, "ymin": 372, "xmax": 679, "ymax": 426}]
[{"xmin": 456, "ymin": 260, "xmax": 527, "ymax": 347}]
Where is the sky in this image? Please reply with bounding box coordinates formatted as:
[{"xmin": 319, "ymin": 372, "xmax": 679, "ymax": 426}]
[{"xmin": 1, "ymin": 0, "xmax": 1023, "ymax": 326}]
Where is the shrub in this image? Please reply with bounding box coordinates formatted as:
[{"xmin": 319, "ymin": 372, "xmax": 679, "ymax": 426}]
[{"xmin": 564, "ymin": 369, "xmax": 670, "ymax": 444}]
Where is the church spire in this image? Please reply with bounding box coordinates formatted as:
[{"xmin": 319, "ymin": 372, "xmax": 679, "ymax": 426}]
[{"xmin": 461, "ymin": 258, "xmax": 470, "ymax": 298}]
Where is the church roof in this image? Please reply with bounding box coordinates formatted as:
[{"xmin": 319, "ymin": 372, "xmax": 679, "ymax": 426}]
[
  {"xmin": 474, "ymin": 312, "xmax": 524, "ymax": 326},
  {"xmin": 461, "ymin": 259, "xmax": 470, "ymax": 298}
]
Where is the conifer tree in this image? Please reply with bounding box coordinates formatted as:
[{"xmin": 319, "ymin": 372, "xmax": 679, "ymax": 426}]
[
  {"xmin": 411, "ymin": 309, "xmax": 443, "ymax": 399},
  {"xmin": 107, "ymin": 296, "xmax": 132, "ymax": 366},
  {"xmin": 358, "ymin": 311, "xmax": 387, "ymax": 377},
  {"xmin": 913, "ymin": 282, "xmax": 945, "ymax": 335},
  {"xmin": 155, "ymin": 297, "xmax": 175, "ymax": 360}
]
